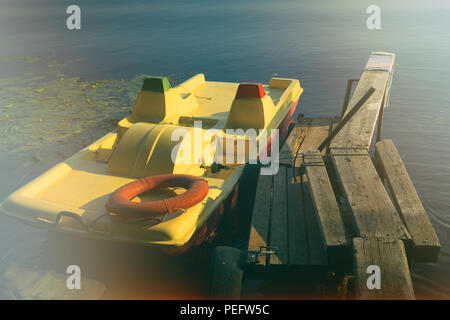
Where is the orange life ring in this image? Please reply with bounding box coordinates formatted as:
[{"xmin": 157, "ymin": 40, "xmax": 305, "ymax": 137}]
[{"xmin": 106, "ymin": 174, "xmax": 209, "ymax": 219}]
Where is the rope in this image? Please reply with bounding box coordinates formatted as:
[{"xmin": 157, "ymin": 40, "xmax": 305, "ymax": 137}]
[{"xmin": 291, "ymin": 119, "xmax": 312, "ymax": 166}]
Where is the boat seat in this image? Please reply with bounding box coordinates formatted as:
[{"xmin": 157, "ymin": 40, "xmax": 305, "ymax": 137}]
[
  {"xmin": 117, "ymin": 77, "xmax": 196, "ymax": 138},
  {"xmin": 224, "ymin": 83, "xmax": 276, "ymax": 131}
]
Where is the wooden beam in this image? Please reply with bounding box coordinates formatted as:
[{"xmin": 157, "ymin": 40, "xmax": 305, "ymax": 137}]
[
  {"xmin": 283, "ymin": 118, "xmax": 335, "ymax": 266},
  {"xmin": 279, "ymin": 118, "xmax": 333, "ymax": 167},
  {"xmin": 302, "ymin": 179, "xmax": 328, "ymax": 266},
  {"xmin": 318, "ymin": 87, "xmax": 375, "ymax": 152},
  {"xmin": 249, "ymin": 117, "xmax": 343, "ymax": 268},
  {"xmin": 286, "ymin": 167, "xmax": 309, "ymax": 265},
  {"xmin": 303, "ymin": 150, "xmax": 349, "ymax": 264},
  {"xmin": 279, "ymin": 118, "xmax": 310, "ymax": 166},
  {"xmin": 328, "ymin": 53, "xmax": 409, "ymax": 240},
  {"xmin": 289, "ymin": 118, "xmax": 337, "ymax": 265},
  {"xmin": 330, "ymin": 52, "xmax": 395, "ymax": 150},
  {"xmin": 285, "ymin": 166, "xmax": 328, "ymax": 266},
  {"xmin": 269, "ymin": 166, "xmax": 288, "ymax": 265},
  {"xmin": 247, "ymin": 164, "xmax": 328, "ymax": 267},
  {"xmin": 353, "ymin": 237, "xmax": 415, "ymax": 300},
  {"xmin": 248, "ymin": 172, "xmax": 273, "ymax": 266},
  {"xmin": 293, "ymin": 118, "xmax": 332, "ymax": 167},
  {"xmin": 331, "ymin": 149, "xmax": 410, "ymax": 240},
  {"xmin": 374, "ymin": 140, "xmax": 440, "ymax": 262}
]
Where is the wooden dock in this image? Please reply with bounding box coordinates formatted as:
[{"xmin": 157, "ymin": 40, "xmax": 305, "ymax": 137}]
[{"xmin": 244, "ymin": 52, "xmax": 440, "ymax": 299}]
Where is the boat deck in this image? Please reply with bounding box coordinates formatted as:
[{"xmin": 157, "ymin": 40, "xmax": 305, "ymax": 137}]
[{"xmin": 185, "ymin": 81, "xmax": 287, "ymax": 122}]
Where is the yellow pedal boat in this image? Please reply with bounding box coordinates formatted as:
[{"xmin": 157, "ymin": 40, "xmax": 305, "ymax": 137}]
[{"xmin": 0, "ymin": 74, "xmax": 303, "ymax": 254}]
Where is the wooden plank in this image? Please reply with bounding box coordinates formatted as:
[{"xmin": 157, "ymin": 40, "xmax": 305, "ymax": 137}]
[
  {"xmin": 248, "ymin": 171, "xmax": 273, "ymax": 266},
  {"xmin": 286, "ymin": 167, "xmax": 309, "ymax": 265},
  {"xmin": 288, "ymin": 117, "xmax": 332, "ymax": 265},
  {"xmin": 318, "ymin": 88, "xmax": 376, "ymax": 152},
  {"xmin": 331, "ymin": 149, "xmax": 410, "ymax": 240},
  {"xmin": 250, "ymin": 164, "xmax": 328, "ymax": 267},
  {"xmin": 330, "ymin": 52, "xmax": 395, "ymax": 150},
  {"xmin": 284, "ymin": 118, "xmax": 332, "ymax": 266},
  {"xmin": 269, "ymin": 166, "xmax": 288, "ymax": 264},
  {"xmin": 293, "ymin": 118, "xmax": 332, "ymax": 167},
  {"xmin": 353, "ymin": 237, "xmax": 415, "ymax": 300},
  {"xmin": 249, "ymin": 117, "xmax": 337, "ymax": 267},
  {"xmin": 249, "ymin": 164, "xmax": 328, "ymax": 267},
  {"xmin": 374, "ymin": 140, "xmax": 440, "ymax": 262},
  {"xmin": 279, "ymin": 118, "xmax": 310, "ymax": 166},
  {"xmin": 300, "ymin": 118, "xmax": 333, "ymax": 150},
  {"xmin": 303, "ymin": 150, "xmax": 349, "ymax": 263},
  {"xmin": 302, "ymin": 178, "xmax": 328, "ymax": 266},
  {"xmin": 279, "ymin": 117, "xmax": 332, "ymax": 167}
]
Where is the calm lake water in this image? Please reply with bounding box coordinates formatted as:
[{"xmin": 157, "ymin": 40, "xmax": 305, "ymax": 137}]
[{"xmin": 0, "ymin": 0, "xmax": 449, "ymax": 299}]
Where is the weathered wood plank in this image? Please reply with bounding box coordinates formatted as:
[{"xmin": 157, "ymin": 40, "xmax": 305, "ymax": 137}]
[
  {"xmin": 286, "ymin": 167, "xmax": 309, "ymax": 265},
  {"xmin": 353, "ymin": 237, "xmax": 415, "ymax": 300},
  {"xmin": 249, "ymin": 116, "xmax": 341, "ymax": 268},
  {"xmin": 269, "ymin": 166, "xmax": 288, "ymax": 264},
  {"xmin": 299, "ymin": 118, "xmax": 333, "ymax": 150},
  {"xmin": 249, "ymin": 164, "xmax": 328, "ymax": 267},
  {"xmin": 293, "ymin": 118, "xmax": 332, "ymax": 167},
  {"xmin": 283, "ymin": 118, "xmax": 333, "ymax": 266},
  {"xmin": 248, "ymin": 171, "xmax": 273, "ymax": 266},
  {"xmin": 279, "ymin": 119, "xmax": 310, "ymax": 166},
  {"xmin": 294, "ymin": 119, "xmax": 331, "ymax": 165},
  {"xmin": 303, "ymin": 150, "xmax": 349, "ymax": 263},
  {"xmin": 374, "ymin": 140, "xmax": 440, "ymax": 262},
  {"xmin": 330, "ymin": 52, "xmax": 395, "ymax": 150},
  {"xmin": 319, "ymin": 88, "xmax": 376, "ymax": 152},
  {"xmin": 279, "ymin": 117, "xmax": 332, "ymax": 167},
  {"xmin": 302, "ymin": 178, "xmax": 328, "ymax": 266},
  {"xmin": 331, "ymin": 149, "xmax": 410, "ymax": 240}
]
